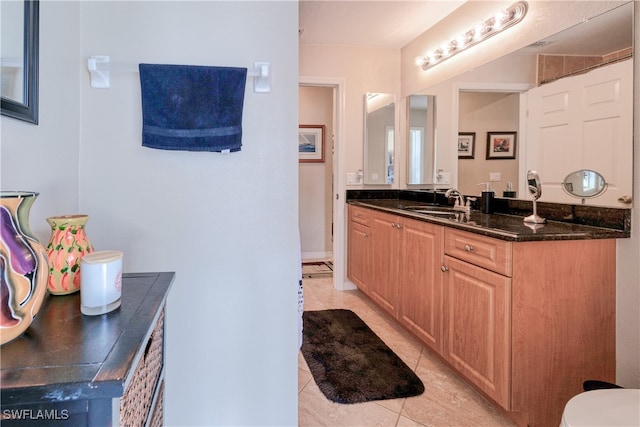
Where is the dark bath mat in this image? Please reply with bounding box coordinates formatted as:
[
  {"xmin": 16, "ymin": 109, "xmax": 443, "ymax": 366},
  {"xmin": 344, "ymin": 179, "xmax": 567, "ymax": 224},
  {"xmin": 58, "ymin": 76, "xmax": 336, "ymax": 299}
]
[{"xmin": 301, "ymin": 309, "xmax": 425, "ymax": 404}]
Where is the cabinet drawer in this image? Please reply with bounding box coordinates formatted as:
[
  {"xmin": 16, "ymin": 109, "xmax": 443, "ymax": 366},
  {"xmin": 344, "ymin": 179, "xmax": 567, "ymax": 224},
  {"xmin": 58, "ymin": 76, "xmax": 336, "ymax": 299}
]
[
  {"xmin": 444, "ymin": 229, "xmax": 512, "ymax": 276},
  {"xmin": 120, "ymin": 308, "xmax": 165, "ymax": 427},
  {"xmin": 349, "ymin": 205, "xmax": 372, "ymax": 227}
]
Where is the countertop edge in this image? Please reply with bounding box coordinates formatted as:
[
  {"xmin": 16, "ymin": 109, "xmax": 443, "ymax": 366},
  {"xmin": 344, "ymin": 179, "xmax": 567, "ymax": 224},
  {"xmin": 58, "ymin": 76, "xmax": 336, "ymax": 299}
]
[{"xmin": 349, "ymin": 200, "xmax": 629, "ymax": 242}]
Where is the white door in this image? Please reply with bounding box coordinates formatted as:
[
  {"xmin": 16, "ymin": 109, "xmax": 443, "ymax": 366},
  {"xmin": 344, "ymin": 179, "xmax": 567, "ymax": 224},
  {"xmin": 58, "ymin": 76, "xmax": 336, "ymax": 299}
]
[{"xmin": 526, "ymin": 60, "xmax": 633, "ymax": 206}]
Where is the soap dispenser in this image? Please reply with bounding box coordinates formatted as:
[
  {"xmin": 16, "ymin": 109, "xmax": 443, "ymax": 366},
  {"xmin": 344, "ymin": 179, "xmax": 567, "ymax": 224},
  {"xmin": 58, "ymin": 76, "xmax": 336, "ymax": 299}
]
[
  {"xmin": 503, "ymin": 182, "xmax": 516, "ymax": 198},
  {"xmin": 479, "ymin": 182, "xmax": 495, "ymax": 214}
]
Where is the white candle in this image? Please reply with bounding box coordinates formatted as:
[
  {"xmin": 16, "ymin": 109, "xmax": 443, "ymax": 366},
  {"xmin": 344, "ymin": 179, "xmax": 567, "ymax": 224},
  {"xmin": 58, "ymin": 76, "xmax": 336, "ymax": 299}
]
[{"xmin": 80, "ymin": 250, "xmax": 123, "ymax": 315}]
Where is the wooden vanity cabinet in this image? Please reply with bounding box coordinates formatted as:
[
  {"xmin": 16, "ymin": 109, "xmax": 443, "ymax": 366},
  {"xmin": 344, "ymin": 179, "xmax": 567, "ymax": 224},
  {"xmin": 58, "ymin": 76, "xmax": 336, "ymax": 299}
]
[
  {"xmin": 396, "ymin": 216, "xmax": 443, "ymax": 353},
  {"xmin": 348, "ymin": 207, "xmax": 443, "ymax": 352},
  {"xmin": 347, "ymin": 205, "xmax": 617, "ymax": 427},
  {"xmin": 442, "ymin": 231, "xmax": 513, "ymax": 408},
  {"xmin": 368, "ymin": 211, "xmax": 401, "ymax": 314},
  {"xmin": 442, "ymin": 228, "xmax": 616, "ymax": 427},
  {"xmin": 347, "ymin": 205, "xmax": 373, "ymax": 293}
]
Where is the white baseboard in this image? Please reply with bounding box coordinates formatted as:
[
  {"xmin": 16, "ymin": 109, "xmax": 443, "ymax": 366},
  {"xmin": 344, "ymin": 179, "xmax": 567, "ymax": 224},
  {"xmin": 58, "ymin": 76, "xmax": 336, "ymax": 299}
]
[
  {"xmin": 341, "ymin": 280, "xmax": 357, "ymax": 291},
  {"xmin": 301, "ymin": 251, "xmax": 332, "ymax": 262}
]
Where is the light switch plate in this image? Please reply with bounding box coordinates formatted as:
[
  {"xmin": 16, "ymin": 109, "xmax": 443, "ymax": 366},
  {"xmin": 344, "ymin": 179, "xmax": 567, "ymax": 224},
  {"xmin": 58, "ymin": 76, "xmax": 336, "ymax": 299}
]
[
  {"xmin": 346, "ymin": 173, "xmax": 360, "ymax": 185},
  {"xmin": 490, "ymin": 172, "xmax": 501, "ymax": 181}
]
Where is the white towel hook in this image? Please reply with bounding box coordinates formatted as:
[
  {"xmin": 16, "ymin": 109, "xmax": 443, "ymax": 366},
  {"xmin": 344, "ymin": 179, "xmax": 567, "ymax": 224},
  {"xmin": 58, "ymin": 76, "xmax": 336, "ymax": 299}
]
[
  {"xmin": 252, "ymin": 61, "xmax": 271, "ymax": 93},
  {"xmin": 88, "ymin": 55, "xmax": 111, "ymax": 88}
]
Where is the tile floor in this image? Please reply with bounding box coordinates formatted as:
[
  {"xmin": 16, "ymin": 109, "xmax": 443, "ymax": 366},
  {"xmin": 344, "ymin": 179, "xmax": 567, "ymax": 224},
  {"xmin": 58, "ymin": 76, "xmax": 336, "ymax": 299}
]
[{"xmin": 298, "ymin": 276, "xmax": 517, "ymax": 427}]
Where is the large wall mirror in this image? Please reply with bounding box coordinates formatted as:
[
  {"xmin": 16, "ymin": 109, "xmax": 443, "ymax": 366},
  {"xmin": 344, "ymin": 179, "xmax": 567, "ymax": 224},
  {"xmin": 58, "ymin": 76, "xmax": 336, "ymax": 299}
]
[
  {"xmin": 1, "ymin": 0, "xmax": 39, "ymax": 124},
  {"xmin": 413, "ymin": 1, "xmax": 633, "ymax": 208},
  {"xmin": 364, "ymin": 93, "xmax": 395, "ymax": 185}
]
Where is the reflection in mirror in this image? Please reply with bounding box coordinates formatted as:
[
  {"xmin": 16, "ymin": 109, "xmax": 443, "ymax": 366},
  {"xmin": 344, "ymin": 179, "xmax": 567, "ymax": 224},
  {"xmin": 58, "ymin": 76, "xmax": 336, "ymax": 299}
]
[
  {"xmin": 407, "ymin": 95, "xmax": 436, "ymax": 185},
  {"xmin": 1, "ymin": 0, "xmax": 39, "ymax": 124},
  {"xmin": 458, "ymin": 91, "xmax": 520, "ymax": 195},
  {"xmin": 562, "ymin": 170, "xmax": 607, "ymax": 200},
  {"xmin": 440, "ymin": 2, "xmax": 632, "ymax": 207},
  {"xmin": 364, "ymin": 93, "xmax": 395, "ymax": 184}
]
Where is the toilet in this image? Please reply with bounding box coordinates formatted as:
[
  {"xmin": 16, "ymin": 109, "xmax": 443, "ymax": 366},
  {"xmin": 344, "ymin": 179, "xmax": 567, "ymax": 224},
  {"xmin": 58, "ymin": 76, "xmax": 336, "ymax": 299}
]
[{"xmin": 560, "ymin": 388, "xmax": 640, "ymax": 426}]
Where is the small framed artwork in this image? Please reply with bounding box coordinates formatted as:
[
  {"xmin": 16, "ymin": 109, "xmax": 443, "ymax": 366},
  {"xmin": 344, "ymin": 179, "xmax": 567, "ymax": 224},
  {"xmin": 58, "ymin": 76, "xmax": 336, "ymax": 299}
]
[
  {"xmin": 458, "ymin": 132, "xmax": 476, "ymax": 159},
  {"xmin": 486, "ymin": 131, "xmax": 517, "ymax": 159},
  {"xmin": 298, "ymin": 125, "xmax": 325, "ymax": 163}
]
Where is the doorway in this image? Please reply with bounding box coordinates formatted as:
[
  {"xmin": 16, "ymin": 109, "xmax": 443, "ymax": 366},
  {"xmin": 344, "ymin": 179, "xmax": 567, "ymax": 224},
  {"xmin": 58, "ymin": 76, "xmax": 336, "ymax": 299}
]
[
  {"xmin": 299, "ymin": 77, "xmax": 349, "ymax": 291},
  {"xmin": 299, "ymin": 86, "xmax": 334, "ymax": 263}
]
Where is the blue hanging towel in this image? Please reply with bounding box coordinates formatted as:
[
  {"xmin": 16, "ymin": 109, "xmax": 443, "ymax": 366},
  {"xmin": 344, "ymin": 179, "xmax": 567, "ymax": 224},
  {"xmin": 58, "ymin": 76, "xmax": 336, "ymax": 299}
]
[{"xmin": 139, "ymin": 63, "xmax": 247, "ymax": 152}]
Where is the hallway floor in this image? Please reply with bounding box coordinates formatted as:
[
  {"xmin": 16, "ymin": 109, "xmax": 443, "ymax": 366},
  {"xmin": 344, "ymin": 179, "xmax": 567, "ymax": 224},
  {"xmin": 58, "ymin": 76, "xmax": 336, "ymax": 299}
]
[{"xmin": 298, "ymin": 277, "xmax": 516, "ymax": 427}]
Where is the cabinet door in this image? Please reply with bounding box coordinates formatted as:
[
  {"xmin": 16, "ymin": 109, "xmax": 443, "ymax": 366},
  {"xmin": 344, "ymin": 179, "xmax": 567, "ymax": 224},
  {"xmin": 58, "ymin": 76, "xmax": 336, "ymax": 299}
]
[
  {"xmin": 398, "ymin": 218, "xmax": 443, "ymax": 353},
  {"xmin": 347, "ymin": 221, "xmax": 371, "ymax": 293},
  {"xmin": 369, "ymin": 211, "xmax": 400, "ymax": 316},
  {"xmin": 442, "ymin": 255, "xmax": 511, "ymax": 408}
]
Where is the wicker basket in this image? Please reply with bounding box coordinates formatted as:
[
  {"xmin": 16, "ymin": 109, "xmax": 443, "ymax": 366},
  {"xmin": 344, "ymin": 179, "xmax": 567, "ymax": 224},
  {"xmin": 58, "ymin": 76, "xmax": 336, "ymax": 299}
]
[
  {"xmin": 149, "ymin": 381, "xmax": 165, "ymax": 427},
  {"xmin": 119, "ymin": 309, "xmax": 165, "ymax": 427}
]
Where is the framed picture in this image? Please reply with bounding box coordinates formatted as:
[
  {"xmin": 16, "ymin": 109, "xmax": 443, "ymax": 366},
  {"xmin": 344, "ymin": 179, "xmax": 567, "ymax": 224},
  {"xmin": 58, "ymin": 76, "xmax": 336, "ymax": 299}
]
[
  {"xmin": 486, "ymin": 131, "xmax": 517, "ymax": 159},
  {"xmin": 458, "ymin": 132, "xmax": 476, "ymax": 159},
  {"xmin": 298, "ymin": 125, "xmax": 325, "ymax": 163}
]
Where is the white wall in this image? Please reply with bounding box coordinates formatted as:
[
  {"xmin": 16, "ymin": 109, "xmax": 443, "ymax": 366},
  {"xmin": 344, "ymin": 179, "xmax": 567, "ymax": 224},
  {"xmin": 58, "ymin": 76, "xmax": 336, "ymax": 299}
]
[
  {"xmin": 2, "ymin": 1, "xmax": 300, "ymax": 425},
  {"xmin": 1, "ymin": 1, "xmax": 81, "ymax": 230},
  {"xmin": 299, "ymin": 86, "xmax": 333, "ymax": 260},
  {"xmin": 300, "ymin": 45, "xmax": 400, "ymax": 188}
]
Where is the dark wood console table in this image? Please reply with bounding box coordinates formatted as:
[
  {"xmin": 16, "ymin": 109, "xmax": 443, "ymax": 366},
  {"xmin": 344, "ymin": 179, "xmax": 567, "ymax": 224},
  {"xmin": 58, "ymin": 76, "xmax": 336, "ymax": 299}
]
[{"xmin": 1, "ymin": 272, "xmax": 174, "ymax": 426}]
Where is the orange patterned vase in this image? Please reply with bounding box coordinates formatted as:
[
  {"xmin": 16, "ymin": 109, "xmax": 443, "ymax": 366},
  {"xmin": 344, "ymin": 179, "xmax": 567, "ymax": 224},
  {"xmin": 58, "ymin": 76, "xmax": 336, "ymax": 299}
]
[
  {"xmin": 1, "ymin": 191, "xmax": 49, "ymax": 345},
  {"xmin": 46, "ymin": 214, "xmax": 94, "ymax": 295}
]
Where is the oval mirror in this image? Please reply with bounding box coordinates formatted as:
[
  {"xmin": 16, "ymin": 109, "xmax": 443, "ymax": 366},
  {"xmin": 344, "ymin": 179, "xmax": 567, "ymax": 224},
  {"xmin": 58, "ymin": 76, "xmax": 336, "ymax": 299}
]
[
  {"xmin": 526, "ymin": 170, "xmax": 542, "ymax": 200},
  {"xmin": 562, "ymin": 170, "xmax": 607, "ymax": 199}
]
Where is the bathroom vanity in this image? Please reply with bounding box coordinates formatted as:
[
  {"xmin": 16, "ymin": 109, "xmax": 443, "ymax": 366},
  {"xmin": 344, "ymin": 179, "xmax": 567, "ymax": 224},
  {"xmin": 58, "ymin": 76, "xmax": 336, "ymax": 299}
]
[
  {"xmin": 0, "ymin": 272, "xmax": 174, "ymax": 427},
  {"xmin": 347, "ymin": 193, "xmax": 627, "ymax": 427}
]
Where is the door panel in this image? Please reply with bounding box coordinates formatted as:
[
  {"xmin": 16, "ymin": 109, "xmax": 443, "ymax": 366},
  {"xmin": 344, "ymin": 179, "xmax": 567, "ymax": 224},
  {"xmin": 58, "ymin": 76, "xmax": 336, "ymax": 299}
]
[{"xmin": 526, "ymin": 60, "xmax": 632, "ymax": 206}]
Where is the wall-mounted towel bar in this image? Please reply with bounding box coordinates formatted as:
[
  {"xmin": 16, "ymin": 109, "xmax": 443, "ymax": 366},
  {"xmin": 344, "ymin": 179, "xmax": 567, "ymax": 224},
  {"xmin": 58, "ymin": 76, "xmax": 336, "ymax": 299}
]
[{"xmin": 87, "ymin": 55, "xmax": 271, "ymax": 93}]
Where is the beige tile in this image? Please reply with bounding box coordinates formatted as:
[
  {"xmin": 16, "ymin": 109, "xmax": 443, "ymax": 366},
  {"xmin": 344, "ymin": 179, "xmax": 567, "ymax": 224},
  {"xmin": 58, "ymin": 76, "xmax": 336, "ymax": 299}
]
[
  {"xmin": 299, "ymin": 277, "xmax": 515, "ymax": 427},
  {"xmin": 299, "ymin": 378, "xmax": 401, "ymax": 427},
  {"xmin": 299, "ymin": 367, "xmax": 313, "ymax": 393},
  {"xmin": 396, "ymin": 415, "xmax": 426, "ymax": 427},
  {"xmin": 401, "ymin": 352, "xmax": 515, "ymax": 427}
]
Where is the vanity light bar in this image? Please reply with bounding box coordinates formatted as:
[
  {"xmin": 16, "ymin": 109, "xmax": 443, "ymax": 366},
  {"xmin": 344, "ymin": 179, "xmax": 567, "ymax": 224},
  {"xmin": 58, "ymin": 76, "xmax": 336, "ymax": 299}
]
[{"xmin": 416, "ymin": 1, "xmax": 528, "ymax": 71}]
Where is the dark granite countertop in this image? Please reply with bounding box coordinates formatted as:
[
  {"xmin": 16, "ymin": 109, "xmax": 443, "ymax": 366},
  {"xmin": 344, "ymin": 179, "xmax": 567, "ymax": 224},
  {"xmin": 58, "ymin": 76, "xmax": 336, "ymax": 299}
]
[{"xmin": 349, "ymin": 198, "xmax": 629, "ymax": 242}]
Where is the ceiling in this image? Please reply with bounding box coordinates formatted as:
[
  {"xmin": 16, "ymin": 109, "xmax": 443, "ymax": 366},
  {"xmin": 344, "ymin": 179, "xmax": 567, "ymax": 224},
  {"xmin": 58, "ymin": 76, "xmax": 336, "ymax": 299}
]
[
  {"xmin": 299, "ymin": 1, "xmax": 633, "ymax": 55},
  {"xmin": 298, "ymin": 1, "xmax": 466, "ymax": 49}
]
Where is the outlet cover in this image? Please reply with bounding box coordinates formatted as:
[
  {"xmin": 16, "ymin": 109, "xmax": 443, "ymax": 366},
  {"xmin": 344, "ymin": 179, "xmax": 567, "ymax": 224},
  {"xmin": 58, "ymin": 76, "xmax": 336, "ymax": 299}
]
[{"xmin": 490, "ymin": 172, "xmax": 501, "ymax": 181}]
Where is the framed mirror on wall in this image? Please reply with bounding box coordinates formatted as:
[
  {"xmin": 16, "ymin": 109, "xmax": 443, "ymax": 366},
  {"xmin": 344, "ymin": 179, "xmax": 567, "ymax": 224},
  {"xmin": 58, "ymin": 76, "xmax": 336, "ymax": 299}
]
[
  {"xmin": 1, "ymin": 0, "xmax": 39, "ymax": 124},
  {"xmin": 364, "ymin": 93, "xmax": 395, "ymax": 185}
]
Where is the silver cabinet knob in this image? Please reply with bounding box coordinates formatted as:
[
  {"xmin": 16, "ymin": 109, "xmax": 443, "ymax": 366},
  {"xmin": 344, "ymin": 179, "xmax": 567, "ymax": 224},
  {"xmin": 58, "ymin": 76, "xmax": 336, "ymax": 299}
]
[
  {"xmin": 464, "ymin": 244, "xmax": 474, "ymax": 252},
  {"xmin": 441, "ymin": 265, "xmax": 449, "ymax": 272}
]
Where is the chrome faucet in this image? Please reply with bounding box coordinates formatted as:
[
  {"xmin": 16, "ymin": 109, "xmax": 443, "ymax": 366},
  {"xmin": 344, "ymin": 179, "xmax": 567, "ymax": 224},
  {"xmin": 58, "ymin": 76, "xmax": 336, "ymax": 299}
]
[{"xmin": 445, "ymin": 189, "xmax": 473, "ymax": 213}]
